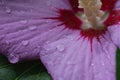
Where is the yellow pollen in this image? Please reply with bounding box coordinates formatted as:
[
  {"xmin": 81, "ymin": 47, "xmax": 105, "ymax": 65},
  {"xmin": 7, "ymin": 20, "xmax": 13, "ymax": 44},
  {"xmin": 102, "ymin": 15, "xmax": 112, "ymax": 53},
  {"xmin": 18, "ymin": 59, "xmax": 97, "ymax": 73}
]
[{"xmin": 78, "ymin": 0, "xmax": 105, "ymax": 29}]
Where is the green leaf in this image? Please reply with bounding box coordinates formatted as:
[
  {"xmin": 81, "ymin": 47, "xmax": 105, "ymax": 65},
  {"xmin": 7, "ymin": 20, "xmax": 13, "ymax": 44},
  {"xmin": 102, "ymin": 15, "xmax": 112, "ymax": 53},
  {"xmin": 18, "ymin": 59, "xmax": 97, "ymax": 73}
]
[
  {"xmin": 37, "ymin": 72, "xmax": 52, "ymax": 80},
  {"xmin": 116, "ymin": 49, "xmax": 120, "ymax": 80},
  {"xmin": 0, "ymin": 55, "xmax": 52, "ymax": 80},
  {"xmin": 0, "ymin": 68, "xmax": 16, "ymax": 80}
]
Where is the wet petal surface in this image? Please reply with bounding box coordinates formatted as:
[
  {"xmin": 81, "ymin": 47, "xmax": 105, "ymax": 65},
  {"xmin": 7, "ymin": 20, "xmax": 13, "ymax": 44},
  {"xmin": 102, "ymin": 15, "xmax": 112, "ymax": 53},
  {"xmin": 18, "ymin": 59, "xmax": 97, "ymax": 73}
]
[
  {"xmin": 0, "ymin": 0, "xmax": 120, "ymax": 80},
  {"xmin": 0, "ymin": 0, "xmax": 71, "ymax": 63},
  {"xmin": 40, "ymin": 29, "xmax": 116, "ymax": 80}
]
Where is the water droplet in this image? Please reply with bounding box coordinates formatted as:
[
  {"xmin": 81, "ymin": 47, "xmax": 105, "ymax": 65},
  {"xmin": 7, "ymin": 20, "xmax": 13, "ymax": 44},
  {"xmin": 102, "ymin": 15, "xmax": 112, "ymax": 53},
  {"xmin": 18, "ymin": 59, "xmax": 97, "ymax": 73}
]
[
  {"xmin": 21, "ymin": 40, "xmax": 29, "ymax": 46},
  {"xmin": 8, "ymin": 53, "xmax": 19, "ymax": 63},
  {"xmin": 6, "ymin": 8, "xmax": 12, "ymax": 14},
  {"xmin": 40, "ymin": 50, "xmax": 46, "ymax": 56},
  {"xmin": 56, "ymin": 44, "xmax": 65, "ymax": 52},
  {"xmin": 29, "ymin": 26, "xmax": 37, "ymax": 31},
  {"xmin": 40, "ymin": 46, "xmax": 54, "ymax": 56},
  {"xmin": 91, "ymin": 63, "xmax": 94, "ymax": 66}
]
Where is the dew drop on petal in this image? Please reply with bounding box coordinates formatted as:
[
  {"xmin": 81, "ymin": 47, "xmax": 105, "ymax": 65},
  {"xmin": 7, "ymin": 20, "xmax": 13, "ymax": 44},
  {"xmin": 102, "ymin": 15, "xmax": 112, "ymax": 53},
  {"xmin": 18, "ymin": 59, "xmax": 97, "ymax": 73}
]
[
  {"xmin": 6, "ymin": 8, "xmax": 12, "ymax": 14},
  {"xmin": 41, "ymin": 45, "xmax": 56, "ymax": 56},
  {"xmin": 21, "ymin": 40, "xmax": 29, "ymax": 46},
  {"xmin": 56, "ymin": 44, "xmax": 65, "ymax": 52},
  {"xmin": 20, "ymin": 20, "xmax": 28, "ymax": 24},
  {"xmin": 8, "ymin": 53, "xmax": 19, "ymax": 63},
  {"xmin": 91, "ymin": 63, "xmax": 94, "ymax": 66},
  {"xmin": 40, "ymin": 48, "xmax": 49, "ymax": 56},
  {"xmin": 29, "ymin": 26, "xmax": 37, "ymax": 31}
]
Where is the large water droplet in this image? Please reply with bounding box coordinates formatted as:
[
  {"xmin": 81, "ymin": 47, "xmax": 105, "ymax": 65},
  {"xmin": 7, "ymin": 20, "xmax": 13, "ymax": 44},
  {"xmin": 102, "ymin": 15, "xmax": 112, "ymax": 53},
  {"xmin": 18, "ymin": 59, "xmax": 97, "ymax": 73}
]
[
  {"xmin": 21, "ymin": 40, "xmax": 29, "ymax": 46},
  {"xmin": 8, "ymin": 53, "xmax": 19, "ymax": 63},
  {"xmin": 56, "ymin": 44, "xmax": 65, "ymax": 52}
]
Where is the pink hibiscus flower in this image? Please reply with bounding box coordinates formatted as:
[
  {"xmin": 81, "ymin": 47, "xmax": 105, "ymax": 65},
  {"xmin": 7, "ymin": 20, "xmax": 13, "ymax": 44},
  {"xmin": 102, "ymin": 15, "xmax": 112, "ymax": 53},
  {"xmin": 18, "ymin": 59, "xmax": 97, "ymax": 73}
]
[{"xmin": 0, "ymin": 0, "xmax": 120, "ymax": 80}]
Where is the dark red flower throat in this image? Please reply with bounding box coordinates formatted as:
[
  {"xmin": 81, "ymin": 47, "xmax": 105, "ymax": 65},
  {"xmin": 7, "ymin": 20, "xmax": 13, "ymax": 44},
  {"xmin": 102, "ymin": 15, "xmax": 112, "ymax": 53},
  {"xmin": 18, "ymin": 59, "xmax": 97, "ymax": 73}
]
[
  {"xmin": 44, "ymin": 0, "xmax": 120, "ymax": 51},
  {"xmin": 56, "ymin": 0, "xmax": 119, "ymax": 37}
]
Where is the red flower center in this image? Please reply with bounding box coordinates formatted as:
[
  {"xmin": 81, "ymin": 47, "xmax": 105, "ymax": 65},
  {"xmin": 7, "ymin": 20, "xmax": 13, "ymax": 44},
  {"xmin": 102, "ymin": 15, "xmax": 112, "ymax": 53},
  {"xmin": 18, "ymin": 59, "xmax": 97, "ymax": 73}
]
[{"xmin": 43, "ymin": 0, "xmax": 120, "ymax": 51}]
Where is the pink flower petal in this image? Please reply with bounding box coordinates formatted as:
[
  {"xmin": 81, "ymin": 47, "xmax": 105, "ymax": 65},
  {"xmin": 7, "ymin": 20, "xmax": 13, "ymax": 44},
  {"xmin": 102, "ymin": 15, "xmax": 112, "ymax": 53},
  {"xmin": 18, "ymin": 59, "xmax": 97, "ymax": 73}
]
[
  {"xmin": 0, "ymin": 0, "xmax": 71, "ymax": 24},
  {"xmin": 0, "ymin": 0, "xmax": 71, "ymax": 63},
  {"xmin": 0, "ymin": 0, "xmax": 119, "ymax": 80},
  {"xmin": 40, "ymin": 29, "xmax": 116, "ymax": 80},
  {"xmin": 108, "ymin": 23, "xmax": 120, "ymax": 48},
  {"xmin": 114, "ymin": 0, "xmax": 120, "ymax": 10}
]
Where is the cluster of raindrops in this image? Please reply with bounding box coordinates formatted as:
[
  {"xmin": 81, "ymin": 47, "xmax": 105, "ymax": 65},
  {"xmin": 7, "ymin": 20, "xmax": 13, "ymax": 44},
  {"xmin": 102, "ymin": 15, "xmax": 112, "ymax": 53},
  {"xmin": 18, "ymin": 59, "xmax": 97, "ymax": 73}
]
[{"xmin": 40, "ymin": 42, "xmax": 66, "ymax": 57}]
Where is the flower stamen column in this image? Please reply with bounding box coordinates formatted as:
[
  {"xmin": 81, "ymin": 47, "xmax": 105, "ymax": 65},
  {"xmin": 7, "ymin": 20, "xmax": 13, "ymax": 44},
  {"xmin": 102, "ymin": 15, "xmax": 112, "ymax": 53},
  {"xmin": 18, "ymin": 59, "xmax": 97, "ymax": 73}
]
[{"xmin": 78, "ymin": 0, "xmax": 105, "ymax": 29}]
